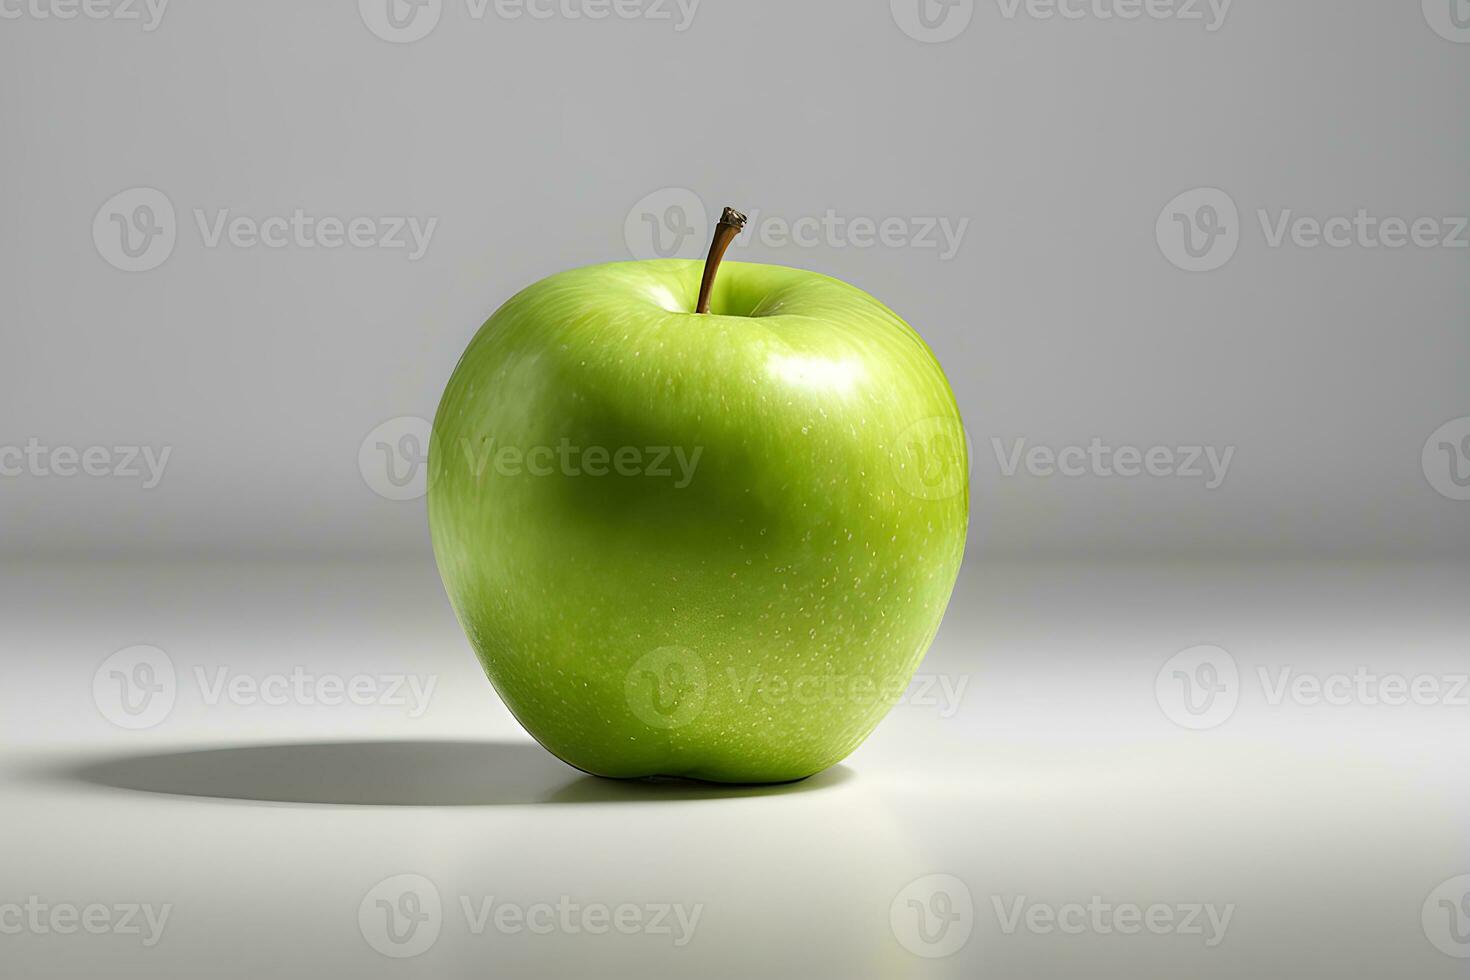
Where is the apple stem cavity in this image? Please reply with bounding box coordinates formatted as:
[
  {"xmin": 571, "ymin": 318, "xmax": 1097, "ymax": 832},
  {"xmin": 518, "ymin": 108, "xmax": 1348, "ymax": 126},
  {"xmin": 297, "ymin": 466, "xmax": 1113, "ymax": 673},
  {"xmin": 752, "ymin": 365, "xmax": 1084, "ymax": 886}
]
[{"xmin": 695, "ymin": 206, "xmax": 749, "ymax": 315}]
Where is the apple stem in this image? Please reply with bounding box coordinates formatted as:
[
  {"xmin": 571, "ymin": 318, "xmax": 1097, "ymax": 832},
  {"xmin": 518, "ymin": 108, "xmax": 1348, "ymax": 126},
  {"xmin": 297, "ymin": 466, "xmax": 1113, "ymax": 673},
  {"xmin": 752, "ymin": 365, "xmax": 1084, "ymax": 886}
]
[{"xmin": 695, "ymin": 207, "xmax": 748, "ymax": 315}]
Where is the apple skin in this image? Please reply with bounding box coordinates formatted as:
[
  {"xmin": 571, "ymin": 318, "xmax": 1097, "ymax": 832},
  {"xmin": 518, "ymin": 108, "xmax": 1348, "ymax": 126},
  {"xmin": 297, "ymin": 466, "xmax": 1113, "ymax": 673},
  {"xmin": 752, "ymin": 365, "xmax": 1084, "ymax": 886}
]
[{"xmin": 428, "ymin": 259, "xmax": 967, "ymax": 783}]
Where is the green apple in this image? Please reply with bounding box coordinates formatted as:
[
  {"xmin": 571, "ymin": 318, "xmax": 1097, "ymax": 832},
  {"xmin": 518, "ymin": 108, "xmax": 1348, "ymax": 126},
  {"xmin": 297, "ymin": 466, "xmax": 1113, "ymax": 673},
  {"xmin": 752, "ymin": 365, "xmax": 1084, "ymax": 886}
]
[{"xmin": 428, "ymin": 248, "xmax": 967, "ymax": 783}]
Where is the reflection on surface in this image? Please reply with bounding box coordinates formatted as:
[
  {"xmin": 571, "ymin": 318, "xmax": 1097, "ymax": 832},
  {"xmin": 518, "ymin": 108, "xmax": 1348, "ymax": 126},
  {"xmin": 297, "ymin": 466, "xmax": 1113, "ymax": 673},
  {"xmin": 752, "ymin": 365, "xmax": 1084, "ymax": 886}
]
[{"xmin": 46, "ymin": 740, "xmax": 853, "ymax": 807}]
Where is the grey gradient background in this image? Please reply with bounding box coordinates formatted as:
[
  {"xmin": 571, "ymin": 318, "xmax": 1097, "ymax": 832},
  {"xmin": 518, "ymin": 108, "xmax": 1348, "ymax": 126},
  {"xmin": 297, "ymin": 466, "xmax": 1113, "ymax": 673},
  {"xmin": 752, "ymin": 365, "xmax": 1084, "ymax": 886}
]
[
  {"xmin": 1, "ymin": 0, "xmax": 1465, "ymax": 559},
  {"xmin": 1, "ymin": 1, "xmax": 1468, "ymax": 978}
]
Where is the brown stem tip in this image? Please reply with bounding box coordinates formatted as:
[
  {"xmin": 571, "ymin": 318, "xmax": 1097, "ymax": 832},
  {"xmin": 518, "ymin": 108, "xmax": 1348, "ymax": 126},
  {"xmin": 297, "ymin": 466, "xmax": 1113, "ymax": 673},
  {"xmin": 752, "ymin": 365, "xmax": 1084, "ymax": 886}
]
[{"xmin": 695, "ymin": 206, "xmax": 748, "ymax": 315}]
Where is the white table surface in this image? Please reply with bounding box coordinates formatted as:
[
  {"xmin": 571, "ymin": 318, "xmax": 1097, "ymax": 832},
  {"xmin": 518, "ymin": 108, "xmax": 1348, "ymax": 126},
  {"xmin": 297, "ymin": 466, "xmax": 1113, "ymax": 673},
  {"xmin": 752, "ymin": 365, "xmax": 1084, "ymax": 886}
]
[{"xmin": 3, "ymin": 559, "xmax": 1466, "ymax": 978}]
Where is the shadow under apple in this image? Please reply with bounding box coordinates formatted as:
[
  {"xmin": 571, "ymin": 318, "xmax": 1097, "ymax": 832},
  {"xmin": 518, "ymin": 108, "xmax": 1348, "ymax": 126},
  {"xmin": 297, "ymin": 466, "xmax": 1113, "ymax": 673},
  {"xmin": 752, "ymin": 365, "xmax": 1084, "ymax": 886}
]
[{"xmin": 42, "ymin": 739, "xmax": 853, "ymax": 807}]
